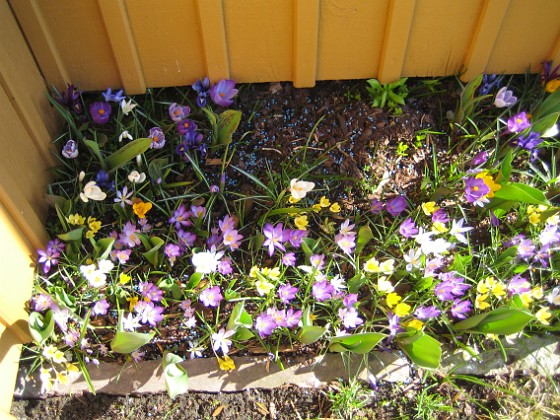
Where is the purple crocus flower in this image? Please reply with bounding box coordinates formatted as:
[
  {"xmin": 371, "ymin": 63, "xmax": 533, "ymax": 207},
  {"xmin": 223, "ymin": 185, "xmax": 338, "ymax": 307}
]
[
  {"xmin": 92, "ymin": 299, "xmax": 110, "ymax": 316},
  {"xmin": 102, "ymin": 88, "xmax": 125, "ymax": 103},
  {"xmin": 278, "ymin": 284, "xmax": 298, "ymax": 304},
  {"xmin": 55, "ymin": 84, "xmax": 83, "ymax": 114},
  {"xmin": 255, "ymin": 313, "xmax": 277, "ymax": 338},
  {"xmin": 343, "ymin": 293, "xmax": 358, "ymax": 308},
  {"xmin": 464, "ymin": 177, "xmax": 490, "ymax": 204},
  {"xmin": 468, "ymin": 151, "xmax": 488, "ymax": 167},
  {"xmin": 89, "ymin": 101, "xmax": 112, "ymax": 124},
  {"xmin": 263, "ymin": 223, "xmax": 286, "ymax": 256},
  {"xmin": 37, "ymin": 244, "xmax": 61, "ymax": 274},
  {"xmin": 399, "ymin": 218, "xmax": 418, "ymax": 238},
  {"xmin": 164, "ymin": 243, "xmax": 182, "ymax": 265},
  {"xmin": 141, "ymin": 282, "xmax": 164, "ymax": 302},
  {"xmin": 120, "ymin": 221, "xmax": 141, "ymax": 248},
  {"xmin": 148, "ymin": 127, "xmax": 166, "ymax": 149},
  {"xmin": 431, "ymin": 209, "xmax": 449, "ymax": 224},
  {"xmin": 168, "ymin": 103, "xmax": 190, "ymax": 122},
  {"xmin": 478, "ymin": 74, "xmax": 501, "ymax": 95},
  {"xmin": 177, "ymin": 229, "xmax": 197, "ymax": 249},
  {"xmin": 385, "ymin": 195, "xmax": 407, "ymax": 217},
  {"xmin": 199, "ymin": 285, "xmax": 223, "ymax": 308},
  {"xmin": 62, "ymin": 140, "xmax": 79, "ymax": 159},
  {"xmin": 338, "ymin": 307, "xmax": 364, "ymax": 329},
  {"xmin": 192, "ymin": 77, "xmax": 211, "ymax": 107},
  {"xmin": 210, "ymin": 79, "xmax": 238, "ymax": 107},
  {"xmin": 310, "ymin": 254, "xmax": 325, "ymax": 270},
  {"xmin": 135, "ymin": 301, "xmax": 164, "ymax": 326},
  {"xmin": 287, "ymin": 229, "xmax": 307, "ymax": 248},
  {"xmin": 450, "ymin": 299, "xmax": 472, "ymax": 319},
  {"xmin": 169, "ymin": 205, "xmax": 192, "ymax": 230},
  {"xmin": 539, "ymin": 224, "xmax": 560, "ymax": 246},
  {"xmin": 285, "ymin": 308, "xmax": 302, "ymax": 328},
  {"xmin": 414, "ymin": 305, "xmax": 441, "ymax": 320},
  {"xmin": 218, "ymin": 258, "xmax": 233, "ymax": 275},
  {"xmin": 96, "ymin": 169, "xmax": 114, "ymax": 191},
  {"xmin": 370, "ymin": 198, "xmax": 384, "ymax": 214},
  {"xmin": 34, "ymin": 293, "xmax": 54, "ymax": 311},
  {"xmin": 388, "ymin": 312, "xmax": 403, "ymax": 337},
  {"xmin": 282, "ymin": 252, "xmax": 296, "ymax": 266},
  {"xmin": 494, "ymin": 87, "xmax": 517, "ymax": 108},
  {"xmin": 533, "ymin": 244, "xmax": 551, "ymax": 267},
  {"xmin": 312, "ymin": 280, "xmax": 335, "ymax": 301},
  {"xmin": 176, "ymin": 130, "xmax": 206, "ymax": 157},
  {"xmin": 507, "ymin": 275, "xmax": 531, "ymax": 296},
  {"xmin": 176, "ymin": 118, "xmax": 198, "ymax": 136},
  {"xmin": 517, "ymin": 238, "xmax": 535, "ymax": 260},
  {"xmin": 507, "ymin": 112, "xmax": 531, "ymax": 133}
]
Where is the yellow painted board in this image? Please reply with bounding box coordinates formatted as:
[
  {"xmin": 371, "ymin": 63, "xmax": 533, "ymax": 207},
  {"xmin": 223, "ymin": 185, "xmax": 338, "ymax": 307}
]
[
  {"xmin": 402, "ymin": 0, "xmax": 481, "ymax": 77},
  {"xmin": 223, "ymin": 0, "xmax": 294, "ymax": 83},
  {"xmin": 293, "ymin": 0, "xmax": 320, "ymax": 87},
  {"xmin": 0, "ymin": 0, "xmax": 59, "ymax": 167},
  {"xmin": 33, "ymin": 0, "xmax": 121, "ymax": 91},
  {"xmin": 0, "ymin": 325, "xmax": 23, "ymax": 420},
  {"xmin": 318, "ymin": 0, "xmax": 389, "ymax": 81},
  {"xmin": 0, "ymin": 81, "xmax": 49, "ymax": 252},
  {"xmin": 7, "ymin": 0, "xmax": 70, "ymax": 90},
  {"xmin": 196, "ymin": 0, "xmax": 231, "ymax": 82},
  {"xmin": 487, "ymin": 0, "xmax": 560, "ymax": 74},
  {"xmin": 126, "ymin": 0, "xmax": 206, "ymax": 88},
  {"xmin": 98, "ymin": 0, "xmax": 147, "ymax": 95}
]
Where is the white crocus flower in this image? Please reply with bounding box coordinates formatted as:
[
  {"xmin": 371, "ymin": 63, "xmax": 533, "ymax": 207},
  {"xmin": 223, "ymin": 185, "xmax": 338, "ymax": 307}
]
[
  {"xmin": 128, "ymin": 170, "xmax": 146, "ymax": 183},
  {"xmin": 119, "ymin": 130, "xmax": 133, "ymax": 142},
  {"xmin": 449, "ymin": 218, "xmax": 473, "ymax": 244},
  {"xmin": 80, "ymin": 181, "xmax": 106, "ymax": 202},
  {"xmin": 192, "ymin": 248, "xmax": 224, "ymax": 274},
  {"xmin": 289, "ymin": 178, "xmax": 315, "ymax": 200},
  {"xmin": 403, "ymin": 248, "xmax": 422, "ymax": 272},
  {"xmin": 120, "ymin": 98, "xmax": 137, "ymax": 116},
  {"xmin": 211, "ymin": 328, "xmax": 235, "ymax": 354}
]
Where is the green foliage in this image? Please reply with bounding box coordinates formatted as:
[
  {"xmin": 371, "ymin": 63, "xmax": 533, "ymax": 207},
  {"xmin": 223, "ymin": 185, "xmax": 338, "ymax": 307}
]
[
  {"xmin": 328, "ymin": 332, "xmax": 386, "ymax": 354},
  {"xmin": 365, "ymin": 77, "xmax": 408, "ymax": 114},
  {"xmin": 28, "ymin": 310, "xmax": 55, "ymax": 344},
  {"xmin": 453, "ymin": 306, "xmax": 534, "ymax": 335},
  {"xmin": 396, "ymin": 331, "xmax": 442, "ymax": 370},
  {"xmin": 162, "ymin": 351, "xmax": 189, "ymax": 399}
]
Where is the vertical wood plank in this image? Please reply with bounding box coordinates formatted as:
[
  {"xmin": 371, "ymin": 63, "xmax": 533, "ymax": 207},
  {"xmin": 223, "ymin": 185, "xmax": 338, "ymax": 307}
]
[
  {"xmin": 293, "ymin": 0, "xmax": 320, "ymax": 87},
  {"xmin": 461, "ymin": 0, "xmax": 511, "ymax": 81},
  {"xmin": 97, "ymin": 0, "xmax": 146, "ymax": 94},
  {"xmin": 7, "ymin": 0, "xmax": 70, "ymax": 89},
  {"xmin": 0, "ymin": 325, "xmax": 23, "ymax": 419},
  {"xmin": 377, "ymin": 0, "xmax": 416, "ymax": 83},
  {"xmin": 196, "ymin": 0, "xmax": 230, "ymax": 82}
]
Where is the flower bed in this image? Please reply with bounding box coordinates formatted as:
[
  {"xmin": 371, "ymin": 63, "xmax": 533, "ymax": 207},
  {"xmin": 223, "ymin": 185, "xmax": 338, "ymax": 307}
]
[{"xmin": 28, "ymin": 68, "xmax": 560, "ymax": 396}]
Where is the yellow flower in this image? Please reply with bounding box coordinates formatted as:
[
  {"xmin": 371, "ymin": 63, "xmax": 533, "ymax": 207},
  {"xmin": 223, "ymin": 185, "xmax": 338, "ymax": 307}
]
[
  {"xmin": 490, "ymin": 281, "xmax": 506, "ymax": 299},
  {"xmin": 319, "ymin": 196, "xmax": 331, "ymax": 208},
  {"xmin": 56, "ymin": 371, "xmax": 69, "ymax": 385},
  {"xmin": 66, "ymin": 363, "xmax": 80, "ymax": 373},
  {"xmin": 67, "ymin": 214, "xmax": 85, "ymax": 225},
  {"xmin": 421, "ymin": 202, "xmax": 439, "ymax": 216},
  {"xmin": 476, "ymin": 172, "xmax": 501, "ymax": 198},
  {"xmin": 535, "ymin": 307, "xmax": 552, "ymax": 325},
  {"xmin": 119, "ymin": 272, "xmax": 132, "ymax": 285},
  {"xmin": 377, "ymin": 277, "xmax": 394, "ymax": 293},
  {"xmin": 394, "ymin": 302, "xmax": 411, "ymax": 317},
  {"xmin": 386, "ymin": 292, "xmax": 401, "ymax": 308},
  {"xmin": 133, "ymin": 200, "xmax": 152, "ymax": 218},
  {"xmin": 403, "ymin": 318, "xmax": 424, "ymax": 331},
  {"xmin": 255, "ymin": 279, "xmax": 274, "ymax": 296},
  {"xmin": 217, "ymin": 355, "xmax": 236, "ymax": 371},
  {"xmin": 53, "ymin": 350, "xmax": 67, "ymax": 364},
  {"xmin": 127, "ymin": 296, "xmax": 139, "ymax": 312},
  {"xmin": 529, "ymin": 213, "xmax": 541, "ymax": 225},
  {"xmin": 42, "ymin": 345, "xmax": 57, "ymax": 360},
  {"xmin": 545, "ymin": 79, "xmax": 560, "ymax": 93},
  {"xmin": 294, "ymin": 215, "xmax": 308, "ymax": 230},
  {"xmin": 520, "ymin": 293, "xmax": 533, "ymax": 308},
  {"xmin": 431, "ymin": 221, "xmax": 448, "ymax": 233},
  {"xmin": 531, "ymin": 286, "xmax": 544, "ymax": 300},
  {"xmin": 249, "ymin": 266, "xmax": 259, "ymax": 278},
  {"xmin": 379, "ymin": 259, "xmax": 395, "ymax": 274},
  {"xmin": 363, "ymin": 257, "xmax": 380, "ymax": 273},
  {"xmin": 330, "ymin": 203, "xmax": 341, "ymax": 213},
  {"xmin": 85, "ymin": 230, "xmax": 96, "ymax": 239},
  {"xmin": 88, "ymin": 218, "xmax": 101, "ymax": 232},
  {"xmin": 261, "ymin": 267, "xmax": 281, "ymax": 280},
  {"xmin": 527, "ymin": 205, "xmax": 537, "ymax": 215},
  {"xmin": 288, "ymin": 195, "xmax": 301, "ymax": 204},
  {"xmin": 312, "ymin": 203, "xmax": 322, "ymax": 212},
  {"xmin": 476, "ymin": 293, "xmax": 491, "ymax": 310}
]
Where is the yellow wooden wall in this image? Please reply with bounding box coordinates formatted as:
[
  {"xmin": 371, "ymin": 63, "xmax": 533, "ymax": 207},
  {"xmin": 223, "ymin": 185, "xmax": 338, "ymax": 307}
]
[
  {"xmin": 8, "ymin": 0, "xmax": 560, "ymax": 94},
  {"xmin": 0, "ymin": 0, "xmax": 59, "ymax": 416}
]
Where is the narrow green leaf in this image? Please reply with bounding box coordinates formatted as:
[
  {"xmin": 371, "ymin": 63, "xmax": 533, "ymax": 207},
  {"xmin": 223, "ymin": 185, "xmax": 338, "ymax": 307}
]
[
  {"xmin": 83, "ymin": 139, "xmax": 106, "ymax": 169},
  {"xmin": 530, "ymin": 112, "xmax": 559, "ymax": 136},
  {"xmin": 57, "ymin": 227, "xmax": 84, "ymax": 242},
  {"xmin": 74, "ymin": 351, "xmax": 96, "ymax": 394},
  {"xmin": 162, "ymin": 351, "xmax": 189, "ymax": 399},
  {"xmin": 142, "ymin": 236, "xmax": 164, "ymax": 267},
  {"xmin": 396, "ymin": 331, "xmax": 441, "ymax": 370},
  {"xmin": 328, "ymin": 332, "xmax": 386, "ymax": 354},
  {"xmin": 106, "ymin": 137, "xmax": 152, "ymax": 172},
  {"xmin": 533, "ymin": 88, "xmax": 560, "ymax": 120},
  {"xmin": 92, "ymin": 237, "xmax": 115, "ymax": 261},
  {"xmin": 454, "ymin": 307, "xmax": 534, "ymax": 335},
  {"xmin": 493, "ymin": 183, "xmax": 549, "ymax": 206},
  {"xmin": 186, "ymin": 272, "xmax": 203, "ymax": 291},
  {"xmin": 355, "ymin": 226, "xmax": 374, "ymax": 254},
  {"xmin": 217, "ymin": 109, "xmax": 242, "ymax": 146}
]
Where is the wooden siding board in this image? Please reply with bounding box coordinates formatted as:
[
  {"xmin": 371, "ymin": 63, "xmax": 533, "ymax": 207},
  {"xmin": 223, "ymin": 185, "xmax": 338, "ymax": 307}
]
[
  {"xmin": 32, "ymin": 0, "xmax": 121, "ymax": 91},
  {"xmin": 98, "ymin": 0, "xmax": 146, "ymax": 94},
  {"xmin": 487, "ymin": 0, "xmax": 560, "ymax": 74},
  {"xmin": 223, "ymin": 0, "xmax": 294, "ymax": 83},
  {"xmin": 196, "ymin": 0, "xmax": 231, "ymax": 82},
  {"xmin": 403, "ymin": 0, "xmax": 481, "ymax": 77},
  {"xmin": 293, "ymin": 0, "xmax": 320, "ymax": 87},
  {"xmin": 318, "ymin": 0, "xmax": 389, "ymax": 81},
  {"xmin": 126, "ymin": 0, "xmax": 206, "ymax": 88},
  {"xmin": 0, "ymin": 325, "xmax": 23, "ymax": 419}
]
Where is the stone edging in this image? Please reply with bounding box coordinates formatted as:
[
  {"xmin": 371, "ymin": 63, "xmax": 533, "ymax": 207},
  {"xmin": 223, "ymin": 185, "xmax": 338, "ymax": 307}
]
[{"xmin": 14, "ymin": 335, "xmax": 559, "ymax": 399}]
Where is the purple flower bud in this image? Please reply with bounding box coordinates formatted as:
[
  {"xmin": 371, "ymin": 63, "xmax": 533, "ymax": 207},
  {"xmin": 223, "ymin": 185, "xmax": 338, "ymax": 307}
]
[
  {"xmin": 62, "ymin": 140, "xmax": 79, "ymax": 159},
  {"xmin": 210, "ymin": 79, "xmax": 238, "ymax": 107}
]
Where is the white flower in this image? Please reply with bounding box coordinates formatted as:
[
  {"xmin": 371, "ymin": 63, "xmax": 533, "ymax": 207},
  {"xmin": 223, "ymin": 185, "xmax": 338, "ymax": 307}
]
[
  {"xmin": 122, "ymin": 313, "xmax": 141, "ymax": 331},
  {"xmin": 80, "ymin": 264, "xmax": 97, "ymax": 278},
  {"xmin": 377, "ymin": 276, "xmax": 394, "ymax": 293},
  {"xmin": 192, "ymin": 248, "xmax": 224, "ymax": 274},
  {"xmin": 97, "ymin": 259, "xmax": 114, "ymax": 274},
  {"xmin": 120, "ymin": 98, "xmax": 137, "ymax": 115},
  {"xmin": 80, "ymin": 181, "xmax": 106, "ymax": 202},
  {"xmin": 449, "ymin": 218, "xmax": 473, "ymax": 244},
  {"xmin": 78, "ymin": 171, "xmax": 86, "ymax": 182},
  {"xmin": 87, "ymin": 270, "xmax": 107, "ymax": 288},
  {"xmin": 255, "ymin": 279, "xmax": 274, "ymax": 296},
  {"xmin": 330, "ymin": 275, "xmax": 346, "ymax": 293},
  {"xmin": 546, "ymin": 287, "xmax": 560, "ymax": 306},
  {"xmin": 403, "ymin": 248, "xmax": 422, "ymax": 272},
  {"xmin": 119, "ymin": 130, "xmax": 133, "ymax": 142},
  {"xmin": 289, "ymin": 178, "xmax": 315, "ymax": 200},
  {"xmin": 211, "ymin": 328, "xmax": 235, "ymax": 354},
  {"xmin": 494, "ymin": 87, "xmax": 517, "ymax": 108},
  {"xmin": 420, "ymin": 237, "xmax": 452, "ymax": 256},
  {"xmin": 128, "ymin": 170, "xmax": 146, "ymax": 183}
]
